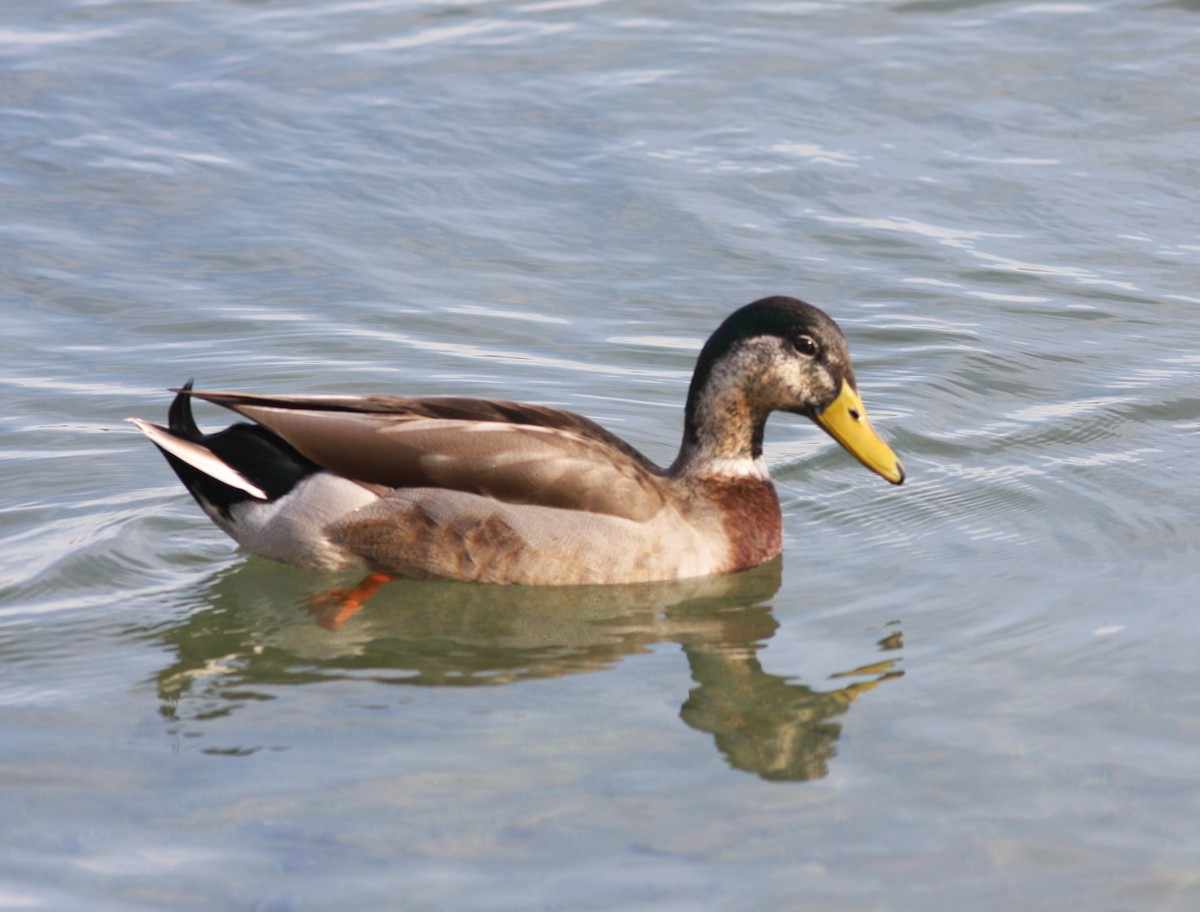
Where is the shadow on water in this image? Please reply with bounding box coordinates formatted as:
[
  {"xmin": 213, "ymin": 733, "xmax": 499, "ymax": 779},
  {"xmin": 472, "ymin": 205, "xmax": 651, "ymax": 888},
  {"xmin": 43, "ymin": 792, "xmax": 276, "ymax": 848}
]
[{"xmin": 142, "ymin": 559, "xmax": 903, "ymax": 781}]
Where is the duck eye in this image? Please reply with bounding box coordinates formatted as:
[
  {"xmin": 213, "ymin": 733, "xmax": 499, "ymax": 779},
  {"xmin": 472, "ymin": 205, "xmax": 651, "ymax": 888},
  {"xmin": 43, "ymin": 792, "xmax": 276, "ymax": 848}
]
[{"xmin": 791, "ymin": 334, "xmax": 818, "ymax": 357}]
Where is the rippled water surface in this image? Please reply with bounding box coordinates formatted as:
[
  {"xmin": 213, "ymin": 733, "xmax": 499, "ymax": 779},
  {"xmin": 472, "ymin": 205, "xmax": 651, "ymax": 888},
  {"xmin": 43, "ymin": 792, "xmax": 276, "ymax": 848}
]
[{"xmin": 3, "ymin": 0, "xmax": 1199, "ymax": 909}]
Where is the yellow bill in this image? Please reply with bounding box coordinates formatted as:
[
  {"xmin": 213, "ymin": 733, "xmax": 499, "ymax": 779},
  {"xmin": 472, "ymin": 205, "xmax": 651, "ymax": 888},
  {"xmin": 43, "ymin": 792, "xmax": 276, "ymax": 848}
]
[{"xmin": 813, "ymin": 380, "xmax": 905, "ymax": 485}]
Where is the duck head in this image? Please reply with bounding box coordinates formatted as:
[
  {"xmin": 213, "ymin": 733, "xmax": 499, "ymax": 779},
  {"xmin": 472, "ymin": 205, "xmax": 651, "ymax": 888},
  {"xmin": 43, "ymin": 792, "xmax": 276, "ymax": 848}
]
[{"xmin": 677, "ymin": 295, "xmax": 905, "ymax": 484}]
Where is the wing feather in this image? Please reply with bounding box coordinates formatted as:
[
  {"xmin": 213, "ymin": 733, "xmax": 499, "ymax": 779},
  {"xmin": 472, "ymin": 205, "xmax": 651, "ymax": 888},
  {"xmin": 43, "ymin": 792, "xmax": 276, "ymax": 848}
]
[{"xmin": 183, "ymin": 391, "xmax": 668, "ymax": 522}]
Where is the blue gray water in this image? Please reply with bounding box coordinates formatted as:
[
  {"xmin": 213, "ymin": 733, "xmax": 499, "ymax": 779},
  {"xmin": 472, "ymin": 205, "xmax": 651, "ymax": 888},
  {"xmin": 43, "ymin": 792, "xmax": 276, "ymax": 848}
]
[{"xmin": 2, "ymin": 0, "xmax": 1199, "ymax": 909}]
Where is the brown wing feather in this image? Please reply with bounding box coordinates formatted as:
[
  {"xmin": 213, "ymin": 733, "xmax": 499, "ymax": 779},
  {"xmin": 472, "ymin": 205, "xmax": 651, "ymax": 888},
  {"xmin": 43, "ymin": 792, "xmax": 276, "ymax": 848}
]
[{"xmin": 184, "ymin": 390, "xmax": 668, "ymax": 522}]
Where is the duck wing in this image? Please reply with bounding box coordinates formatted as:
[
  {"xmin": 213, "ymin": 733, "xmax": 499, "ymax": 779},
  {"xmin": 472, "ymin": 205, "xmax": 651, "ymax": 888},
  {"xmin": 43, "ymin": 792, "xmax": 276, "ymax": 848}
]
[{"xmin": 183, "ymin": 390, "xmax": 669, "ymax": 522}]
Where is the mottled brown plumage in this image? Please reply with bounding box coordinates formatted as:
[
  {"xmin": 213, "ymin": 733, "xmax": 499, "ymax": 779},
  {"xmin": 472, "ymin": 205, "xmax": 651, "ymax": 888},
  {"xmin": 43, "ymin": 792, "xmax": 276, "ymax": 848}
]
[{"xmin": 130, "ymin": 296, "xmax": 904, "ymax": 584}]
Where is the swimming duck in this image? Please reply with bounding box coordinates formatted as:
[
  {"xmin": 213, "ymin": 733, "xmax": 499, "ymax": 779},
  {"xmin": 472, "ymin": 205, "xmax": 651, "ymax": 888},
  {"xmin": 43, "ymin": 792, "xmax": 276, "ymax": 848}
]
[{"xmin": 130, "ymin": 296, "xmax": 904, "ymax": 585}]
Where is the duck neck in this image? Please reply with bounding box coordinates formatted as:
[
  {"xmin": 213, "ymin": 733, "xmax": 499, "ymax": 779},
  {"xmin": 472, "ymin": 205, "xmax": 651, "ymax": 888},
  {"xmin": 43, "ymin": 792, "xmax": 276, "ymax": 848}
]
[{"xmin": 669, "ymin": 377, "xmax": 770, "ymax": 481}]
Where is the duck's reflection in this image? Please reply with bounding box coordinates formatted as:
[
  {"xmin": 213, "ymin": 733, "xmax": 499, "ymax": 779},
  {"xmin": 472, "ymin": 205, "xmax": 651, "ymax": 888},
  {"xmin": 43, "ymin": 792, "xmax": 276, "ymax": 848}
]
[{"xmin": 151, "ymin": 559, "xmax": 902, "ymax": 780}]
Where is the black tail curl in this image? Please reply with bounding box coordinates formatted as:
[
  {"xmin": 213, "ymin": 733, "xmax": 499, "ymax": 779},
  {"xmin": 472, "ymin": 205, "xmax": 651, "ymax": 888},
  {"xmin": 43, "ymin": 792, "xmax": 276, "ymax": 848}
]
[{"xmin": 156, "ymin": 380, "xmax": 322, "ymax": 516}]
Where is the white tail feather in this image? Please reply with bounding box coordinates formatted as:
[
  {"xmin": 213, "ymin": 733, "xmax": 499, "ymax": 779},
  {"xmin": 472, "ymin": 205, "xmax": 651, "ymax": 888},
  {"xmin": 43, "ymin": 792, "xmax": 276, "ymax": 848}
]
[{"xmin": 127, "ymin": 418, "xmax": 268, "ymax": 500}]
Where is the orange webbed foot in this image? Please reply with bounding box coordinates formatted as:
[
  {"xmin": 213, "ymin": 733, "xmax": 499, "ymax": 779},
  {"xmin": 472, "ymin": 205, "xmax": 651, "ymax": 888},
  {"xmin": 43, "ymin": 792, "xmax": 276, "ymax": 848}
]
[{"xmin": 307, "ymin": 573, "xmax": 393, "ymax": 630}]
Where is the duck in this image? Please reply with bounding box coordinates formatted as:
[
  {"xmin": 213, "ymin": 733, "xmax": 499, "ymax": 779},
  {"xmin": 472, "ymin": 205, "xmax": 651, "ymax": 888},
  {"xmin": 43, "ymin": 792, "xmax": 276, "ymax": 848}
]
[{"xmin": 129, "ymin": 296, "xmax": 904, "ymax": 586}]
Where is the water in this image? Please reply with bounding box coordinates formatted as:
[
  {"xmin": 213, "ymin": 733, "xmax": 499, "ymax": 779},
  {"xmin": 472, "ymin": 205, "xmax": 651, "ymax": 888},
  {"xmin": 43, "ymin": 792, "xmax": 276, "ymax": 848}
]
[{"xmin": 3, "ymin": 0, "xmax": 1199, "ymax": 908}]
